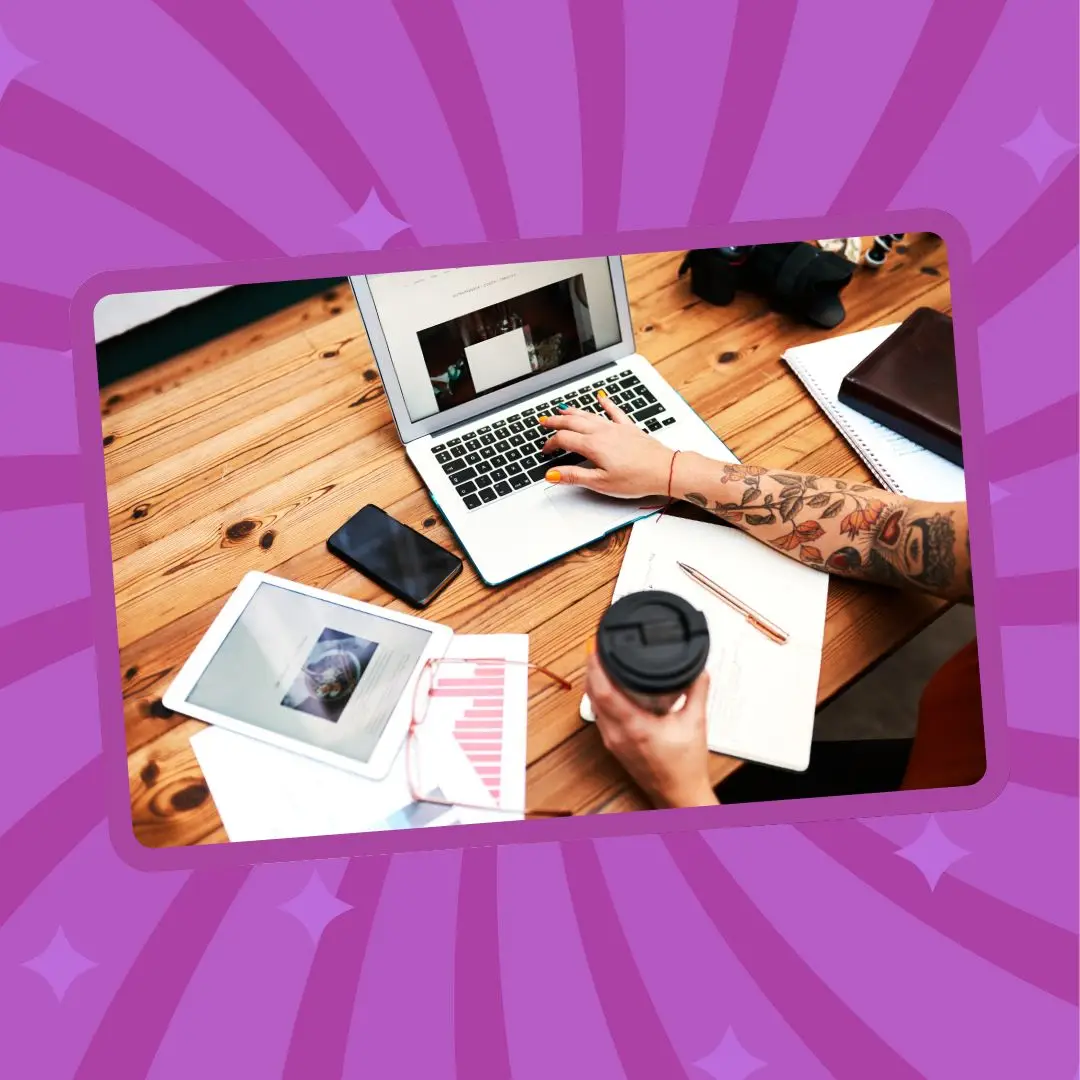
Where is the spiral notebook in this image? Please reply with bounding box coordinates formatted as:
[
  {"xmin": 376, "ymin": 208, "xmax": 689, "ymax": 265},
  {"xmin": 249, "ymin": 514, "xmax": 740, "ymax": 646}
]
[{"xmin": 783, "ymin": 324, "xmax": 966, "ymax": 503}]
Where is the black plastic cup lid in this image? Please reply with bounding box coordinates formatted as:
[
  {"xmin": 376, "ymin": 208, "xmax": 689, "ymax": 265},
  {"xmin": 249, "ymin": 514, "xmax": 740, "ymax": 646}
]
[{"xmin": 597, "ymin": 590, "xmax": 710, "ymax": 696}]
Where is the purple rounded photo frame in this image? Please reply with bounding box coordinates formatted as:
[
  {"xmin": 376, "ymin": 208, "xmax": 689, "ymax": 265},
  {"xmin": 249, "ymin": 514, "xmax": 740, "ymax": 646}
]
[{"xmin": 0, "ymin": 2, "xmax": 1076, "ymax": 1077}]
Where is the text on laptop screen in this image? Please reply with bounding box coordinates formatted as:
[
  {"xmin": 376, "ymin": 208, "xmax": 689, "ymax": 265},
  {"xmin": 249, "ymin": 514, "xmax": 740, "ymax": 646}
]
[{"xmin": 366, "ymin": 258, "xmax": 622, "ymax": 423}]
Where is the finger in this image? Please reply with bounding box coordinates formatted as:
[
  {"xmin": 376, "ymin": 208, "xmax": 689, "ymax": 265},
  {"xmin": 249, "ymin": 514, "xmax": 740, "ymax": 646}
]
[
  {"xmin": 684, "ymin": 669, "xmax": 711, "ymax": 709},
  {"xmin": 597, "ymin": 390, "xmax": 633, "ymax": 425},
  {"xmin": 542, "ymin": 430, "xmax": 593, "ymax": 457},
  {"xmin": 537, "ymin": 410, "xmax": 604, "ymax": 434},
  {"xmin": 585, "ymin": 654, "xmax": 651, "ymax": 730},
  {"xmin": 544, "ymin": 464, "xmax": 604, "ymax": 489}
]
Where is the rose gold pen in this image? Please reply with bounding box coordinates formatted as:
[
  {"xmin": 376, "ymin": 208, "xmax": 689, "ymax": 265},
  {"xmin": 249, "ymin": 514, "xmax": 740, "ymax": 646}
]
[{"xmin": 677, "ymin": 561, "xmax": 789, "ymax": 645}]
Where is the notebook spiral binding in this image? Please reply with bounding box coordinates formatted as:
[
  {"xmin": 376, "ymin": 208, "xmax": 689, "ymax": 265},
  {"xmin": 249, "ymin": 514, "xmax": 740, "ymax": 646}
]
[{"xmin": 786, "ymin": 358, "xmax": 904, "ymax": 495}]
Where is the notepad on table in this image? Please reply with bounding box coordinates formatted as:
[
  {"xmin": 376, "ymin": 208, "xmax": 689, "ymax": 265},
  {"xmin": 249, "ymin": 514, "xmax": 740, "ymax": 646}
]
[
  {"xmin": 581, "ymin": 514, "xmax": 829, "ymax": 772},
  {"xmin": 783, "ymin": 324, "xmax": 966, "ymax": 503}
]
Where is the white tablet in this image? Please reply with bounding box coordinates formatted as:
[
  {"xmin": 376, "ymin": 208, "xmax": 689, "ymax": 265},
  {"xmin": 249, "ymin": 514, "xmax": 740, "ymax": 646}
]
[{"xmin": 163, "ymin": 572, "xmax": 453, "ymax": 780}]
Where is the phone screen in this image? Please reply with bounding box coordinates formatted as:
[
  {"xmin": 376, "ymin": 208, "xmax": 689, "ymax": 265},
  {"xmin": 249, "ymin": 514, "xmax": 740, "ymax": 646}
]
[{"xmin": 327, "ymin": 505, "xmax": 462, "ymax": 606}]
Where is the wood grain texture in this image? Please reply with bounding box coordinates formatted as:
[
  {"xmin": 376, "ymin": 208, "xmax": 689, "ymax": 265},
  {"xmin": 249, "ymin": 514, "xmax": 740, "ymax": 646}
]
[{"xmin": 105, "ymin": 237, "xmax": 952, "ymax": 845}]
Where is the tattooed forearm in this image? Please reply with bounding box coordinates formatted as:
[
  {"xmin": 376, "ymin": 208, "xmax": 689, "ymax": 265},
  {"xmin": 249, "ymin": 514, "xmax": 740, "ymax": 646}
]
[{"xmin": 679, "ymin": 459, "xmax": 971, "ymax": 602}]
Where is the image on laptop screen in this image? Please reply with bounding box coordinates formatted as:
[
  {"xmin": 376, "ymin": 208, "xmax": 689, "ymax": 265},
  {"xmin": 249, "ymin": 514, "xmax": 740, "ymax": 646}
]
[{"xmin": 366, "ymin": 257, "xmax": 623, "ymax": 423}]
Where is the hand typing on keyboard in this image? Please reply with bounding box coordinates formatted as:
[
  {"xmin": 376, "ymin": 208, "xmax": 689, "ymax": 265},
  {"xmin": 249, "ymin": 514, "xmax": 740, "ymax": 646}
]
[{"xmin": 539, "ymin": 392, "xmax": 675, "ymax": 498}]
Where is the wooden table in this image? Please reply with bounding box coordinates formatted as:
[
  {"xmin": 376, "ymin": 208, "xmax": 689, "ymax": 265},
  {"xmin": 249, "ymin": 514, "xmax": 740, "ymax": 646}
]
[{"xmin": 104, "ymin": 236, "xmax": 951, "ymax": 846}]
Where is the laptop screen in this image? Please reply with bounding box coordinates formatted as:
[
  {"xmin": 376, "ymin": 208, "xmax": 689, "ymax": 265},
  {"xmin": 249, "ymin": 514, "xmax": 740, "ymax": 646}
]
[{"xmin": 365, "ymin": 257, "xmax": 623, "ymax": 424}]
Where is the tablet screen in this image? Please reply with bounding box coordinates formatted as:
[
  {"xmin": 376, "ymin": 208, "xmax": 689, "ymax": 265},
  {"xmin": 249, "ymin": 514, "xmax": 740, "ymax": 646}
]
[{"xmin": 186, "ymin": 582, "xmax": 432, "ymax": 764}]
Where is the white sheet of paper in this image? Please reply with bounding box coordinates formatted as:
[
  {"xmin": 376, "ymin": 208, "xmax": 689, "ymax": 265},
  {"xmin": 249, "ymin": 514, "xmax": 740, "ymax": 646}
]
[
  {"xmin": 783, "ymin": 325, "xmax": 966, "ymax": 503},
  {"xmin": 190, "ymin": 635, "xmax": 531, "ymax": 842},
  {"xmin": 581, "ymin": 515, "xmax": 829, "ymax": 771}
]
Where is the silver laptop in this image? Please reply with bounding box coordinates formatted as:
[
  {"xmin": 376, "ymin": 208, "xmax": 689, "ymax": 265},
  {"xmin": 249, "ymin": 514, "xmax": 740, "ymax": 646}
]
[{"xmin": 349, "ymin": 255, "xmax": 736, "ymax": 585}]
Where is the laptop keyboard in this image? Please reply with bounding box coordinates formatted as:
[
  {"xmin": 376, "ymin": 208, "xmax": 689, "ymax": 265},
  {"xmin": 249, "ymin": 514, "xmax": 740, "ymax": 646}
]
[{"xmin": 430, "ymin": 369, "xmax": 675, "ymax": 510}]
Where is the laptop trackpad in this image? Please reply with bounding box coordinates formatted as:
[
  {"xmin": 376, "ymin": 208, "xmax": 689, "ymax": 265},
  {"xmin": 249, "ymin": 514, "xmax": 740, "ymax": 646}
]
[{"xmin": 542, "ymin": 484, "xmax": 657, "ymax": 532}]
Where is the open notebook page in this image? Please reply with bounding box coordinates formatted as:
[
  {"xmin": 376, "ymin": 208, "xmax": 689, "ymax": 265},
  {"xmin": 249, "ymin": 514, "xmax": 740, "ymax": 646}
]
[{"xmin": 582, "ymin": 515, "xmax": 828, "ymax": 772}]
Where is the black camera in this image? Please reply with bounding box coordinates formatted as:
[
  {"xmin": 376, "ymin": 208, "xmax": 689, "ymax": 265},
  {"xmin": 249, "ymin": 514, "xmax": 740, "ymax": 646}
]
[{"xmin": 678, "ymin": 242, "xmax": 856, "ymax": 329}]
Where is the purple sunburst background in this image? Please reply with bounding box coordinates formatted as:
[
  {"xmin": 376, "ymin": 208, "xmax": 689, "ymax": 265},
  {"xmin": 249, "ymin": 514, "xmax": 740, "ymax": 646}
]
[{"xmin": 0, "ymin": 1, "xmax": 1077, "ymax": 1077}]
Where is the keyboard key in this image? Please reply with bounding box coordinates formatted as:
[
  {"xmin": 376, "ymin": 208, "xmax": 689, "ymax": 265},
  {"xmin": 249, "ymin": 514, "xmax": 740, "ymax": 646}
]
[
  {"xmin": 619, "ymin": 377, "xmax": 637, "ymax": 390},
  {"xmin": 495, "ymin": 439, "xmax": 511, "ymax": 453},
  {"xmin": 510, "ymin": 474, "xmax": 531, "ymax": 490},
  {"xmin": 522, "ymin": 407, "xmax": 536, "ymax": 415},
  {"xmin": 633, "ymin": 403, "xmax": 665, "ymax": 422},
  {"xmin": 506, "ymin": 414, "xmax": 520, "ymax": 422},
  {"xmin": 490, "ymin": 468, "xmax": 508, "ymax": 482},
  {"xmin": 662, "ymin": 416, "xmax": 676, "ymax": 426},
  {"xmin": 452, "ymin": 466, "xmax": 478, "ymax": 483},
  {"xmin": 477, "ymin": 460, "xmax": 493, "ymax": 474},
  {"xmin": 478, "ymin": 425, "xmax": 491, "ymax": 433},
  {"xmin": 477, "ymin": 472, "xmax": 494, "ymax": 487},
  {"xmin": 491, "ymin": 454, "xmax": 507, "ymax": 468},
  {"xmin": 492, "ymin": 419, "xmax": 508, "ymax": 431},
  {"xmin": 455, "ymin": 480, "xmax": 478, "ymax": 495},
  {"xmin": 509, "ymin": 434, "xmax": 526, "ymax": 446},
  {"xmin": 435, "ymin": 450, "xmax": 452, "ymax": 464},
  {"xmin": 463, "ymin": 493, "xmax": 482, "ymax": 509},
  {"xmin": 447, "ymin": 437, "xmax": 462, "ymax": 446},
  {"xmin": 505, "ymin": 448, "xmax": 522, "ymax": 461},
  {"xmin": 619, "ymin": 370, "xmax": 632, "ymax": 377},
  {"xmin": 592, "ymin": 381, "xmax": 605, "ymax": 389},
  {"xmin": 452, "ymin": 445, "xmax": 468, "ymax": 457},
  {"xmin": 631, "ymin": 397, "xmax": 648, "ymax": 411},
  {"xmin": 465, "ymin": 439, "xmax": 481, "ymax": 451},
  {"xmin": 639, "ymin": 389, "xmax": 656, "ymax": 403},
  {"xmin": 646, "ymin": 418, "xmax": 662, "ymax": 432},
  {"xmin": 605, "ymin": 374, "xmax": 620, "ymax": 383},
  {"xmin": 479, "ymin": 487, "xmax": 498, "ymax": 503},
  {"xmin": 480, "ymin": 446, "xmax": 496, "ymax": 459},
  {"xmin": 462, "ymin": 432, "xmax": 476, "ymax": 441},
  {"xmin": 494, "ymin": 480, "xmax": 512, "ymax": 497},
  {"xmin": 465, "ymin": 451, "xmax": 481, "ymax": 465},
  {"xmin": 480, "ymin": 433, "xmax": 496, "ymax": 445},
  {"xmin": 505, "ymin": 461, "xmax": 522, "ymax": 475},
  {"xmin": 442, "ymin": 459, "xmax": 466, "ymax": 475},
  {"xmin": 508, "ymin": 422, "xmax": 525, "ymax": 434},
  {"xmin": 432, "ymin": 444, "xmax": 446, "ymax": 452}
]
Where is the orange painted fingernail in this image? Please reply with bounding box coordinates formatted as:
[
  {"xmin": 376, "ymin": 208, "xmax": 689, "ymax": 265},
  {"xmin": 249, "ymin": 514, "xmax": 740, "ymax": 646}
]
[
  {"xmin": 546, "ymin": 469, "xmax": 561, "ymax": 483},
  {"xmin": 538, "ymin": 415, "xmax": 550, "ymax": 423},
  {"xmin": 597, "ymin": 389, "xmax": 607, "ymax": 399}
]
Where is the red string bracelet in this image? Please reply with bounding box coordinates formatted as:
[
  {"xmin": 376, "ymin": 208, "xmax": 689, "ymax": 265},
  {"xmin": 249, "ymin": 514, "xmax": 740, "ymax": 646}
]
[{"xmin": 667, "ymin": 449, "xmax": 681, "ymax": 500}]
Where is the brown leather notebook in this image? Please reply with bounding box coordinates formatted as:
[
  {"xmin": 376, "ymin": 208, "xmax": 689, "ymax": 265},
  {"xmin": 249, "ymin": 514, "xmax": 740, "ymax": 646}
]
[{"xmin": 838, "ymin": 308, "xmax": 962, "ymax": 466}]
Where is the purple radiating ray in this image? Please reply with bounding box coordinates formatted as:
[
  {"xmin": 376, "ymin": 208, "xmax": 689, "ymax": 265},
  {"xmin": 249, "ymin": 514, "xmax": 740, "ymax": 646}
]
[
  {"xmin": 452, "ymin": 846, "xmax": 511, "ymax": 1080},
  {"xmin": 977, "ymin": 249, "xmax": 1077, "ymax": 434},
  {"xmin": 281, "ymin": 855, "xmax": 392, "ymax": 1080},
  {"xmin": 733, "ymin": 0, "xmax": 932, "ymax": 224},
  {"xmin": 341, "ymin": 850, "xmax": 461, "ymax": 1079},
  {"xmin": 1000, "ymin": 624, "xmax": 1080, "ymax": 738},
  {"xmin": 1008, "ymin": 729, "xmax": 1079, "ymax": 798},
  {"xmin": 391, "ymin": 0, "xmax": 517, "ymax": 242},
  {"xmin": 567, "ymin": 0, "xmax": 625, "ymax": 237},
  {"xmin": 0, "ymin": 346, "xmax": 78, "ymax": 457},
  {"xmin": 594, "ymin": 834, "xmax": 832, "ymax": 1078},
  {"xmin": 561, "ymin": 839, "xmax": 689, "ymax": 1080},
  {"xmin": 455, "ymin": 0, "xmax": 582, "ymax": 239},
  {"xmin": 496, "ymin": 842, "xmax": 627, "ymax": 1080},
  {"xmin": 0, "ymin": 83, "xmax": 285, "ymax": 261},
  {"xmin": 246, "ymin": 0, "xmax": 484, "ymax": 246},
  {"xmin": 700, "ymin": 826, "xmax": 1078, "ymax": 1077},
  {"xmin": 995, "ymin": 569, "xmax": 1078, "ymax": 627},
  {"xmin": 830, "ymin": 0, "xmax": 1007, "ymax": 213},
  {"xmin": 618, "ymin": 1, "xmax": 735, "ymax": 232},
  {"xmin": 689, "ymin": 0, "xmax": 798, "ymax": 226},
  {"xmin": 984, "ymin": 400, "xmax": 1078, "ymax": 485},
  {"xmin": 970, "ymin": 158, "xmax": 1078, "ymax": 326},
  {"xmin": 0, "ymin": 650, "xmax": 100, "ymax": 837},
  {"xmin": 152, "ymin": 0, "xmax": 408, "ymax": 225},
  {"xmin": 0, "ymin": 454, "xmax": 84, "ymax": 512},
  {"xmin": 666, "ymin": 830, "xmax": 923, "ymax": 1080},
  {"xmin": 990, "ymin": 456, "xmax": 1079, "ymax": 575},
  {"xmin": 0, "ymin": 505, "xmax": 89, "ymax": 631},
  {"xmin": 72, "ymin": 865, "xmax": 251, "ymax": 1080},
  {"xmin": 0, "ymin": 281, "xmax": 71, "ymax": 352},
  {"xmin": 0, "ymin": 598, "xmax": 94, "ymax": 694}
]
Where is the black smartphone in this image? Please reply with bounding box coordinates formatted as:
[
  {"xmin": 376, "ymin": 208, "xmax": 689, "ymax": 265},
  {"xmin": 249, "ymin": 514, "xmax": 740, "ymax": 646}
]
[{"xmin": 327, "ymin": 504, "xmax": 463, "ymax": 608}]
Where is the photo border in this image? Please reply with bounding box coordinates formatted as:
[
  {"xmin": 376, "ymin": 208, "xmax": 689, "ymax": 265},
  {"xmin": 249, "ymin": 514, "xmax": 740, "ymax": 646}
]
[{"xmin": 71, "ymin": 209, "xmax": 1007, "ymax": 874}]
